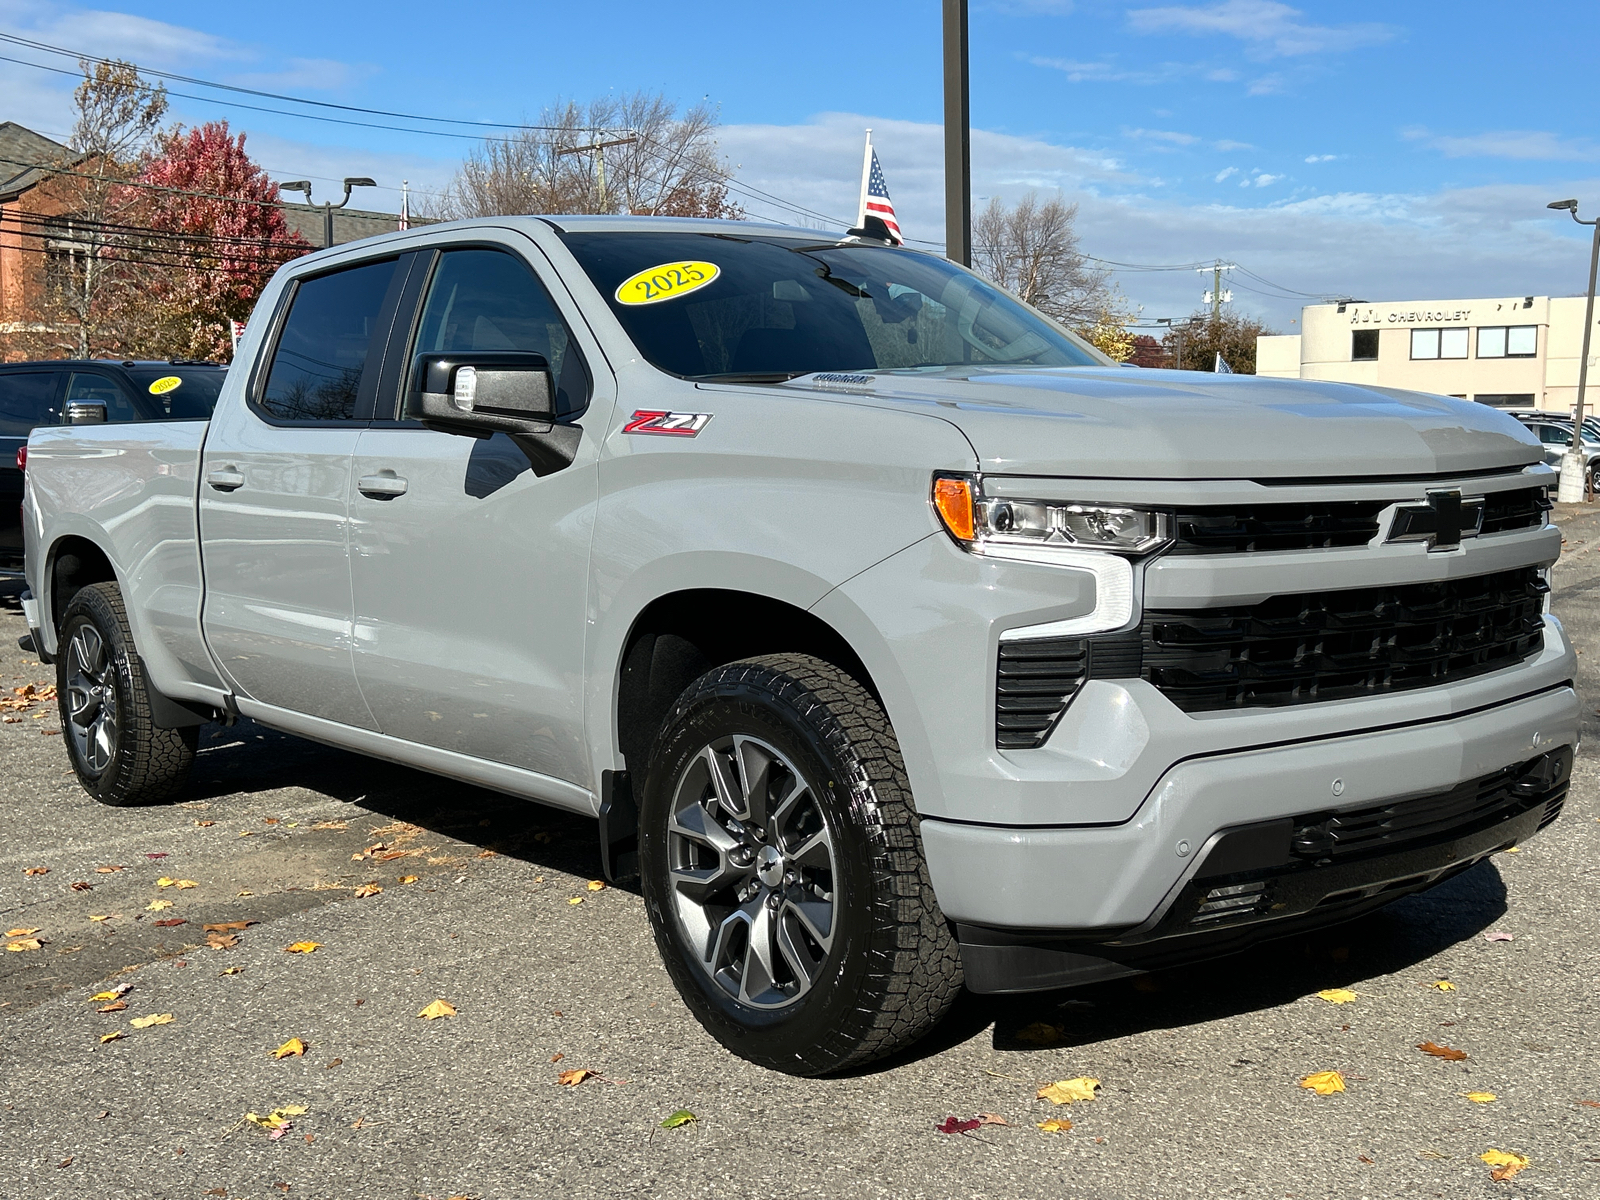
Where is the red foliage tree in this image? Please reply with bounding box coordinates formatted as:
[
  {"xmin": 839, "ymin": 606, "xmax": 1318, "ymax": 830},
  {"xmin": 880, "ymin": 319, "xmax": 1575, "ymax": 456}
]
[{"xmin": 137, "ymin": 121, "xmax": 311, "ymax": 360}]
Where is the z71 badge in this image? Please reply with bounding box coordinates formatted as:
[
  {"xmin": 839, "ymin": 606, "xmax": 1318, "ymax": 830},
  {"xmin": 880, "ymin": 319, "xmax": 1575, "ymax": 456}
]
[{"xmin": 622, "ymin": 410, "xmax": 712, "ymax": 437}]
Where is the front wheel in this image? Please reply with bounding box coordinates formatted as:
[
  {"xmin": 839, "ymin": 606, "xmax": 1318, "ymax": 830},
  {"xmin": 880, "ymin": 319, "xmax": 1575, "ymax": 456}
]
[
  {"xmin": 56, "ymin": 582, "xmax": 197, "ymax": 806},
  {"xmin": 640, "ymin": 654, "xmax": 962, "ymax": 1075}
]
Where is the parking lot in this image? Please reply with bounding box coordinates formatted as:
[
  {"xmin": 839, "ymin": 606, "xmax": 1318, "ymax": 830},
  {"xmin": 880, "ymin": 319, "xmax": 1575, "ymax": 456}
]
[{"xmin": 3, "ymin": 509, "xmax": 1599, "ymax": 1200}]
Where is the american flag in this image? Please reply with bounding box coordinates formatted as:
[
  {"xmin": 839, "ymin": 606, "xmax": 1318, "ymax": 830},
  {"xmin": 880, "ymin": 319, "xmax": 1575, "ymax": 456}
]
[{"xmin": 861, "ymin": 149, "xmax": 902, "ymax": 244}]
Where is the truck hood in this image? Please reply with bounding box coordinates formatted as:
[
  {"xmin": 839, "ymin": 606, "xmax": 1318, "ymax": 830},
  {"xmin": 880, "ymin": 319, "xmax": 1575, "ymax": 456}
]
[{"xmin": 784, "ymin": 366, "xmax": 1542, "ymax": 479}]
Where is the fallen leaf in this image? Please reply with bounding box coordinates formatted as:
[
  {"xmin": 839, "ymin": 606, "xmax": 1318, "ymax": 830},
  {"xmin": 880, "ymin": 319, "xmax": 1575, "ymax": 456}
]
[
  {"xmin": 1037, "ymin": 1078, "xmax": 1101, "ymax": 1105},
  {"xmin": 273, "ymin": 1038, "xmax": 306, "ymax": 1059},
  {"xmin": 977, "ymin": 1113, "xmax": 1010, "ymax": 1126},
  {"xmin": 1299, "ymin": 1070, "xmax": 1347, "ymax": 1095},
  {"xmin": 1480, "ymin": 1149, "xmax": 1529, "ymax": 1181},
  {"xmin": 567, "ymin": 897, "xmax": 585, "ymax": 906},
  {"xmin": 1427, "ymin": 980, "xmax": 1457, "ymax": 991},
  {"xmin": 99, "ymin": 1031, "xmax": 124, "ymax": 1044},
  {"xmin": 4, "ymin": 927, "xmax": 39, "ymax": 937},
  {"xmin": 23, "ymin": 867, "xmax": 48, "ymax": 876},
  {"xmin": 89, "ymin": 914, "xmax": 114, "ymax": 922},
  {"xmin": 173, "ymin": 880, "xmax": 198, "ymax": 890},
  {"xmin": 205, "ymin": 1190, "xmax": 226, "ymax": 1196},
  {"xmin": 1418, "ymin": 1041, "xmax": 1469, "ymax": 1061},
  {"xmin": 70, "ymin": 881, "xmax": 92, "ymax": 891},
  {"xmin": 476, "ymin": 850, "xmax": 498, "ymax": 859},
  {"xmin": 586, "ymin": 879, "xmax": 605, "ymax": 891},
  {"xmin": 96, "ymin": 1001, "xmax": 128, "ymax": 1014},
  {"xmin": 156, "ymin": 877, "xmax": 176, "ymax": 888},
  {"xmin": 376, "ymin": 850, "xmax": 409, "ymax": 861},
  {"xmin": 310, "ymin": 821, "xmax": 348, "ymax": 831},
  {"xmin": 557, "ymin": 1068, "xmax": 594, "ymax": 1086},
  {"xmin": 417, "ymin": 999, "xmax": 457, "ymax": 1020},
  {"xmin": 935, "ymin": 1116, "xmax": 981, "ymax": 1135},
  {"xmin": 146, "ymin": 900, "xmax": 173, "ymax": 911},
  {"xmin": 324, "ymin": 1058, "xmax": 342, "ymax": 1069},
  {"xmin": 6, "ymin": 939, "xmax": 43, "ymax": 951},
  {"xmin": 1036, "ymin": 1119, "xmax": 1073, "ymax": 1133},
  {"xmin": 550, "ymin": 1053, "xmax": 565, "ymax": 1063},
  {"xmin": 1358, "ymin": 1155, "xmax": 1374, "ymax": 1163},
  {"xmin": 263, "ymin": 817, "xmax": 280, "ymax": 825},
  {"xmin": 1016, "ymin": 1022, "xmax": 1065, "ymax": 1046},
  {"xmin": 1483, "ymin": 931, "xmax": 1514, "ymax": 943},
  {"xmin": 195, "ymin": 820, "xmax": 215, "ymax": 827},
  {"xmin": 397, "ymin": 875, "xmax": 418, "ymax": 885},
  {"xmin": 129, "ymin": 1013, "xmax": 174, "ymax": 1028},
  {"xmin": 1465, "ymin": 1092, "xmax": 1498, "ymax": 1104},
  {"xmin": 203, "ymin": 922, "xmax": 254, "ymax": 933},
  {"xmin": 90, "ymin": 985, "xmax": 130, "ymax": 1001},
  {"xmin": 245, "ymin": 1106, "xmax": 307, "ymax": 1137},
  {"xmin": 95, "ymin": 866, "xmax": 124, "ymax": 874},
  {"xmin": 1316, "ymin": 988, "xmax": 1359, "ymax": 1004},
  {"xmin": 352, "ymin": 884, "xmax": 382, "ymax": 899},
  {"xmin": 1579, "ymin": 1100, "xmax": 1600, "ymax": 1109},
  {"xmin": 219, "ymin": 966, "xmax": 244, "ymax": 976},
  {"xmin": 205, "ymin": 933, "xmax": 239, "ymax": 950},
  {"xmin": 283, "ymin": 942, "xmax": 321, "ymax": 954},
  {"xmin": 660, "ymin": 1109, "xmax": 698, "ymax": 1129},
  {"xmin": 146, "ymin": 853, "xmax": 168, "ymax": 860}
]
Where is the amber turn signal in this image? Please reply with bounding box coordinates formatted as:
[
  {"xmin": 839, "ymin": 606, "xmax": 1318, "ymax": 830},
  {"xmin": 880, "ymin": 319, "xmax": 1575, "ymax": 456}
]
[{"xmin": 932, "ymin": 475, "xmax": 976, "ymax": 542}]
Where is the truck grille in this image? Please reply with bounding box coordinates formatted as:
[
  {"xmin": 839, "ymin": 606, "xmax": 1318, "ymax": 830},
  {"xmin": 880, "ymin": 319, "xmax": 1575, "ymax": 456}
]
[
  {"xmin": 994, "ymin": 636, "xmax": 1141, "ymax": 749},
  {"xmin": 1170, "ymin": 486, "xmax": 1547, "ymax": 555},
  {"xmin": 1140, "ymin": 567, "xmax": 1546, "ymax": 712}
]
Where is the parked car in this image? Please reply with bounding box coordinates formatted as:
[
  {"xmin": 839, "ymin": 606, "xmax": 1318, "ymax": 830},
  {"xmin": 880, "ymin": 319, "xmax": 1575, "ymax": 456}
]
[
  {"xmin": 1500, "ymin": 407, "xmax": 1600, "ymax": 441},
  {"xmin": 1518, "ymin": 418, "xmax": 1600, "ymax": 488},
  {"xmin": 1, "ymin": 360, "xmax": 226, "ymax": 571},
  {"xmin": 19, "ymin": 217, "xmax": 1575, "ymax": 1075}
]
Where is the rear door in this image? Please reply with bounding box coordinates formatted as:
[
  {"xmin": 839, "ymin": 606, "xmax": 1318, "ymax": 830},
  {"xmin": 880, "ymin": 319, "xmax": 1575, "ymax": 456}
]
[
  {"xmin": 346, "ymin": 237, "xmax": 609, "ymax": 784},
  {"xmin": 199, "ymin": 255, "xmax": 411, "ymax": 726},
  {"xmin": 0, "ymin": 369, "xmax": 64, "ymax": 568}
]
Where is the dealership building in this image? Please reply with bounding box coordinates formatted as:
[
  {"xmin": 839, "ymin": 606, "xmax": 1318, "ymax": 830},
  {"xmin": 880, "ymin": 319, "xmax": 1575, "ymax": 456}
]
[{"xmin": 1256, "ymin": 295, "xmax": 1599, "ymax": 413}]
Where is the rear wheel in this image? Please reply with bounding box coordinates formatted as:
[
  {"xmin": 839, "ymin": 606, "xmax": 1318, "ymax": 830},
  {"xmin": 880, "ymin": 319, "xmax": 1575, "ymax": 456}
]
[
  {"xmin": 640, "ymin": 654, "xmax": 961, "ymax": 1075},
  {"xmin": 56, "ymin": 583, "xmax": 196, "ymax": 806}
]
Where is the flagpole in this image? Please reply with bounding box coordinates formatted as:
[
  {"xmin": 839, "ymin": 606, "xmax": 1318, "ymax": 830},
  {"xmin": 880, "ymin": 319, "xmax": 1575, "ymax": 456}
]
[{"xmin": 857, "ymin": 129, "xmax": 873, "ymax": 227}]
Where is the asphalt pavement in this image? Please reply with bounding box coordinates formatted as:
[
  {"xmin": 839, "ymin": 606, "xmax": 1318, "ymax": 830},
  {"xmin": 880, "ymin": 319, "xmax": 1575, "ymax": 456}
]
[{"xmin": 3, "ymin": 510, "xmax": 1599, "ymax": 1200}]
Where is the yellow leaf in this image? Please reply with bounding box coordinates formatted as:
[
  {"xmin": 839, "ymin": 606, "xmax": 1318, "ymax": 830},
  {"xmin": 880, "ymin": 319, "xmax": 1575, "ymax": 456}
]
[
  {"xmin": 1465, "ymin": 1092, "xmax": 1498, "ymax": 1104},
  {"xmin": 1299, "ymin": 1070, "xmax": 1346, "ymax": 1095},
  {"xmin": 6, "ymin": 939, "xmax": 42, "ymax": 951},
  {"xmin": 277, "ymin": 1105, "xmax": 308, "ymax": 1117},
  {"xmin": 219, "ymin": 966, "xmax": 243, "ymax": 976},
  {"xmin": 1036, "ymin": 1078, "xmax": 1101, "ymax": 1105},
  {"xmin": 1428, "ymin": 980, "xmax": 1457, "ymax": 991},
  {"xmin": 397, "ymin": 875, "xmax": 419, "ymax": 885},
  {"xmin": 557, "ymin": 1068, "xmax": 594, "ymax": 1086},
  {"xmin": 274, "ymin": 1038, "xmax": 306, "ymax": 1059},
  {"xmin": 146, "ymin": 900, "xmax": 173, "ymax": 911},
  {"xmin": 283, "ymin": 941, "xmax": 321, "ymax": 954},
  {"xmin": 587, "ymin": 880, "xmax": 606, "ymax": 892},
  {"xmin": 417, "ymin": 999, "xmax": 457, "ymax": 1020},
  {"xmin": 173, "ymin": 880, "xmax": 198, "ymax": 890},
  {"xmin": 568, "ymin": 896, "xmax": 585, "ymax": 906},
  {"xmin": 89, "ymin": 990, "xmax": 123, "ymax": 1001},
  {"xmin": 155, "ymin": 877, "xmax": 176, "ymax": 888},
  {"xmin": 3, "ymin": 927, "xmax": 38, "ymax": 937},
  {"xmin": 1480, "ymin": 1149, "xmax": 1529, "ymax": 1180},
  {"xmin": 352, "ymin": 884, "xmax": 382, "ymax": 899},
  {"xmin": 89, "ymin": 914, "xmax": 113, "ymax": 922},
  {"xmin": 129, "ymin": 1013, "xmax": 174, "ymax": 1029},
  {"xmin": 1036, "ymin": 1119, "xmax": 1073, "ymax": 1133},
  {"xmin": 1316, "ymin": 988, "xmax": 1359, "ymax": 1004},
  {"xmin": 99, "ymin": 1031, "xmax": 124, "ymax": 1044}
]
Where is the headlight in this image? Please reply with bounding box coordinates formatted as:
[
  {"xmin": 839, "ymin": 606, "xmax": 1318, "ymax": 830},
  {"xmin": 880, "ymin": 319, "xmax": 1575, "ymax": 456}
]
[{"xmin": 932, "ymin": 474, "xmax": 1172, "ymax": 560}]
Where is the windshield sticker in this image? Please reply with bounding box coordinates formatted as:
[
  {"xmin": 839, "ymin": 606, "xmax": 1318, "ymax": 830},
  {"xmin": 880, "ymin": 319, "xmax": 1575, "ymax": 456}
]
[
  {"xmin": 147, "ymin": 376, "xmax": 183, "ymax": 395},
  {"xmin": 615, "ymin": 261, "xmax": 720, "ymax": 306}
]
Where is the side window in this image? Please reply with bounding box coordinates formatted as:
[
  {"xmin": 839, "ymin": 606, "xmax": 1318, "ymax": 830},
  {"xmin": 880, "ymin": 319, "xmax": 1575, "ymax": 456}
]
[
  {"xmin": 0, "ymin": 372, "xmax": 61, "ymax": 436},
  {"xmin": 414, "ymin": 249, "xmax": 586, "ymax": 417},
  {"xmin": 260, "ymin": 259, "xmax": 399, "ymax": 421},
  {"xmin": 66, "ymin": 374, "xmax": 141, "ymax": 423}
]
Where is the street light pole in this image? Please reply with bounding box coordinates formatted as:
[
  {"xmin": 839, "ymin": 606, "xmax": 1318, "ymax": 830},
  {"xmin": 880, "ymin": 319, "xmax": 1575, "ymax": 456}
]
[
  {"xmin": 1548, "ymin": 199, "xmax": 1600, "ymax": 503},
  {"xmin": 277, "ymin": 177, "xmax": 376, "ymax": 248},
  {"xmin": 942, "ymin": 0, "xmax": 971, "ymax": 267}
]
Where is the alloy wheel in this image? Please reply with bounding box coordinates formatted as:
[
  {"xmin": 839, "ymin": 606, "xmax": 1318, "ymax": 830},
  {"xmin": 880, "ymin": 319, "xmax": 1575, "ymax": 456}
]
[{"xmin": 66, "ymin": 623, "xmax": 119, "ymax": 775}]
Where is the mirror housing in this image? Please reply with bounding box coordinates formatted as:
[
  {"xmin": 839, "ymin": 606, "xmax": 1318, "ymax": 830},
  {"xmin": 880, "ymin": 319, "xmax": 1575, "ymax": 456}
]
[
  {"xmin": 406, "ymin": 351, "xmax": 580, "ymax": 475},
  {"xmin": 67, "ymin": 401, "xmax": 107, "ymax": 425}
]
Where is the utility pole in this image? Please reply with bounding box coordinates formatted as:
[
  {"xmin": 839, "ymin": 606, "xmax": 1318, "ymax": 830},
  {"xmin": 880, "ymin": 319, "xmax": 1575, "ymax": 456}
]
[
  {"xmin": 1548, "ymin": 199, "xmax": 1600, "ymax": 502},
  {"xmin": 943, "ymin": 0, "xmax": 971, "ymax": 267},
  {"xmin": 277, "ymin": 177, "xmax": 376, "ymax": 248},
  {"xmin": 556, "ymin": 133, "xmax": 639, "ymax": 213},
  {"xmin": 1198, "ymin": 260, "xmax": 1236, "ymax": 325}
]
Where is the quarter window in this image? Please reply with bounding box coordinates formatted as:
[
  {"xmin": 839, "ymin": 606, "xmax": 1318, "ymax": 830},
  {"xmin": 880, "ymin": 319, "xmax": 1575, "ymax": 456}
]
[
  {"xmin": 1478, "ymin": 325, "xmax": 1538, "ymax": 359},
  {"xmin": 0, "ymin": 372, "xmax": 61, "ymax": 436},
  {"xmin": 260, "ymin": 259, "xmax": 399, "ymax": 421}
]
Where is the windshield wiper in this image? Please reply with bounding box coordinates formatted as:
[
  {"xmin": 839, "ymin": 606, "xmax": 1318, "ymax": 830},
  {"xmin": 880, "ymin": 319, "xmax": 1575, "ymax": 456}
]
[{"xmin": 695, "ymin": 371, "xmax": 809, "ymax": 384}]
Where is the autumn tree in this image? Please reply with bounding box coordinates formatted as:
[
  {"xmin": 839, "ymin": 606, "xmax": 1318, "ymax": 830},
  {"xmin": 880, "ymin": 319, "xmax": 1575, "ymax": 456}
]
[
  {"xmin": 435, "ymin": 92, "xmax": 742, "ymax": 219},
  {"xmin": 138, "ymin": 121, "xmax": 312, "ymax": 361},
  {"xmin": 971, "ymin": 192, "xmax": 1125, "ymax": 329},
  {"xmin": 1160, "ymin": 307, "xmax": 1278, "ymax": 374}
]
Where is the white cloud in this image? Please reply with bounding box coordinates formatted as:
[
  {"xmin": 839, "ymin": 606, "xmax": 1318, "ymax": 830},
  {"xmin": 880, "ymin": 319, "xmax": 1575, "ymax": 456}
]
[
  {"xmin": 1126, "ymin": 127, "xmax": 1201, "ymax": 146},
  {"xmin": 1304, "ymin": 153, "xmax": 1338, "ymax": 163},
  {"xmin": 1215, "ymin": 166, "xmax": 1239, "ymax": 182},
  {"xmin": 1127, "ymin": 0, "xmax": 1398, "ymax": 58},
  {"xmin": 1214, "ymin": 139, "xmax": 1254, "ymax": 151},
  {"xmin": 1253, "ymin": 172, "xmax": 1282, "ymax": 186},
  {"xmin": 1404, "ymin": 127, "xmax": 1600, "ymax": 163},
  {"xmin": 1025, "ymin": 55, "xmax": 1179, "ymax": 85}
]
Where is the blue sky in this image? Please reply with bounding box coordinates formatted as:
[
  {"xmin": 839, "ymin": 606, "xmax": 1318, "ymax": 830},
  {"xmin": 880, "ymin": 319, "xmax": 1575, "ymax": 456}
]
[{"xmin": 4, "ymin": 0, "xmax": 1599, "ymax": 327}]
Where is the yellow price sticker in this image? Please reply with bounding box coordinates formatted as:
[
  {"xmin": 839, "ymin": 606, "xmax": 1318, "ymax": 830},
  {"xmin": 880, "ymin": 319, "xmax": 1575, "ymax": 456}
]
[
  {"xmin": 614, "ymin": 261, "xmax": 720, "ymax": 306},
  {"xmin": 147, "ymin": 376, "xmax": 183, "ymax": 395}
]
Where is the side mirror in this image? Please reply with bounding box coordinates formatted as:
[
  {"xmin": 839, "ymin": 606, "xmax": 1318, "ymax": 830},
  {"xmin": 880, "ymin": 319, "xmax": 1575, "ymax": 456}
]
[
  {"xmin": 67, "ymin": 401, "xmax": 107, "ymax": 425},
  {"xmin": 407, "ymin": 352, "xmax": 555, "ymax": 434}
]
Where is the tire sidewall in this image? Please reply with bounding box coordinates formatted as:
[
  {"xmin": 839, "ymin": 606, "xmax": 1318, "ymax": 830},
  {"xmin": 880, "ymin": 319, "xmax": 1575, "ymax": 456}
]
[
  {"xmin": 640, "ymin": 677, "xmax": 881, "ymax": 1071},
  {"xmin": 56, "ymin": 587, "xmax": 133, "ymax": 802}
]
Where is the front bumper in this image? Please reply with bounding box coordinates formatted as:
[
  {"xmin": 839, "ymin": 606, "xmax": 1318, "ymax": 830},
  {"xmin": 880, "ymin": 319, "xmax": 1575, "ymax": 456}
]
[{"xmin": 920, "ymin": 681, "xmax": 1578, "ymax": 990}]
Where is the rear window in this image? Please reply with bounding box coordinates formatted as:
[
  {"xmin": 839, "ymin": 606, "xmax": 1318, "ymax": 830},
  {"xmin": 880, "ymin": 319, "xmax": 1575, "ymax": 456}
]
[{"xmin": 124, "ymin": 368, "xmax": 226, "ymax": 418}]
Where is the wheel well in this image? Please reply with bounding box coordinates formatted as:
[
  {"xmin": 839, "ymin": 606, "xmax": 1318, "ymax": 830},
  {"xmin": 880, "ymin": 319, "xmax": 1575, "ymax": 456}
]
[
  {"xmin": 49, "ymin": 537, "xmax": 117, "ymax": 630},
  {"xmin": 615, "ymin": 589, "xmax": 876, "ymax": 778}
]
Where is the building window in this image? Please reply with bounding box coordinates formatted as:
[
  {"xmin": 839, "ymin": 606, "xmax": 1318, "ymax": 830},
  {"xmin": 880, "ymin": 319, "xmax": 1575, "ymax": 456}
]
[
  {"xmin": 1352, "ymin": 329, "xmax": 1379, "ymax": 360},
  {"xmin": 1410, "ymin": 328, "xmax": 1468, "ymax": 360},
  {"xmin": 1478, "ymin": 325, "xmax": 1538, "ymax": 358},
  {"xmin": 1440, "ymin": 328, "xmax": 1468, "ymax": 358},
  {"xmin": 1474, "ymin": 394, "xmax": 1537, "ymax": 407}
]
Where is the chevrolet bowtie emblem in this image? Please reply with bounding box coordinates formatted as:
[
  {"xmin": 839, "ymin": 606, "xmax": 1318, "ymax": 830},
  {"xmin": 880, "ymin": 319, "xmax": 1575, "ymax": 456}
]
[{"xmin": 1387, "ymin": 489, "xmax": 1484, "ymax": 552}]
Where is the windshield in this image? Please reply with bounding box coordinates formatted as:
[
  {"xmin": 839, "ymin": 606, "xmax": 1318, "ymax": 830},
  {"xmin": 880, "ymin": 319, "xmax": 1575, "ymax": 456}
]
[
  {"xmin": 558, "ymin": 230, "xmax": 1104, "ymax": 379},
  {"xmin": 124, "ymin": 367, "xmax": 226, "ymax": 418}
]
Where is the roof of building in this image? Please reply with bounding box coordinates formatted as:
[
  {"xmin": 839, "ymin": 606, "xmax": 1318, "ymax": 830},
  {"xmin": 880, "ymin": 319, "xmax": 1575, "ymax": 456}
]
[
  {"xmin": 0, "ymin": 121, "xmax": 73, "ymax": 201},
  {"xmin": 278, "ymin": 201, "xmax": 412, "ymax": 247}
]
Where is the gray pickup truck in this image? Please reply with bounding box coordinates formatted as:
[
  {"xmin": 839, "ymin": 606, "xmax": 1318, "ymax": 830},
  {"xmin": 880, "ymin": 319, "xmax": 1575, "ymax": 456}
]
[{"xmin": 20, "ymin": 216, "xmax": 1577, "ymax": 1075}]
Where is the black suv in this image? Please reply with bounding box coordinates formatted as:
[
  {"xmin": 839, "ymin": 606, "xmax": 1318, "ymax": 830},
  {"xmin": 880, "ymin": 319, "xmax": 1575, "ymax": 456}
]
[{"xmin": 1, "ymin": 360, "xmax": 226, "ymax": 571}]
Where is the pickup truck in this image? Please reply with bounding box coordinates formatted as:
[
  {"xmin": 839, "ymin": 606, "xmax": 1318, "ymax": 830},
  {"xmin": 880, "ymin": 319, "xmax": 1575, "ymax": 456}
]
[{"xmin": 19, "ymin": 216, "xmax": 1577, "ymax": 1076}]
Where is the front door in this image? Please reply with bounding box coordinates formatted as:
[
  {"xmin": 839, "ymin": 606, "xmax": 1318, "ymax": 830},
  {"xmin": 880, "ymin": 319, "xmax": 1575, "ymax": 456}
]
[
  {"xmin": 348, "ymin": 241, "xmax": 606, "ymax": 784},
  {"xmin": 199, "ymin": 255, "xmax": 410, "ymax": 727}
]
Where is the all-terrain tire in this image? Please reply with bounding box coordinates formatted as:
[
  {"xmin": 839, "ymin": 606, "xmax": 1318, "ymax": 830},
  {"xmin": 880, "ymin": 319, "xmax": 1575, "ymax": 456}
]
[
  {"xmin": 55, "ymin": 582, "xmax": 197, "ymax": 806},
  {"xmin": 639, "ymin": 653, "xmax": 962, "ymax": 1075}
]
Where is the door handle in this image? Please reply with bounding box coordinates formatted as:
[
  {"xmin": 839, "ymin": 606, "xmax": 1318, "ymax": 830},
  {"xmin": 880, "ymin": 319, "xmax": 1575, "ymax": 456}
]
[
  {"xmin": 358, "ymin": 472, "xmax": 409, "ymax": 499},
  {"xmin": 206, "ymin": 466, "xmax": 245, "ymax": 492}
]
